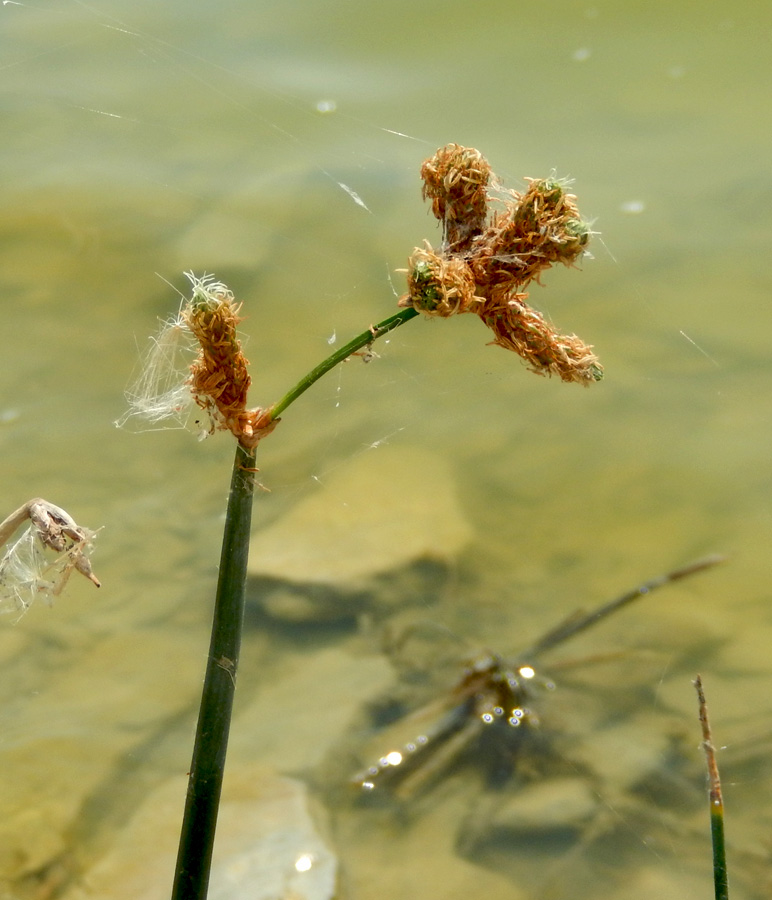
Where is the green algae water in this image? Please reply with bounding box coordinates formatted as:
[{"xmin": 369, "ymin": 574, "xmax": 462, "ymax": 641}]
[{"xmin": 1, "ymin": 1, "xmax": 771, "ymax": 897}]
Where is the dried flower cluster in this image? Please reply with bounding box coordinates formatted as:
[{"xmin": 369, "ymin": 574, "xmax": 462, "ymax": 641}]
[
  {"xmin": 119, "ymin": 274, "xmax": 276, "ymax": 448},
  {"xmin": 420, "ymin": 144, "xmax": 492, "ymax": 250},
  {"xmin": 399, "ymin": 144, "xmax": 602, "ymax": 385},
  {"xmin": 183, "ymin": 276, "xmax": 275, "ymax": 447}
]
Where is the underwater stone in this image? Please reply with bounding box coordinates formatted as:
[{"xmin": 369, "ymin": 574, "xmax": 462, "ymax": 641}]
[
  {"xmin": 0, "ymin": 629, "xmax": 203, "ymax": 890},
  {"xmin": 0, "ymin": 628, "xmax": 26, "ymax": 666},
  {"xmin": 334, "ymin": 774, "xmax": 527, "ymax": 900},
  {"xmin": 227, "ymin": 644, "xmax": 393, "ymax": 773},
  {"xmin": 247, "ymin": 445, "xmax": 472, "ymax": 622},
  {"xmin": 475, "ymin": 777, "xmax": 599, "ymax": 836},
  {"xmin": 605, "ymin": 864, "xmax": 710, "ymax": 900},
  {"xmin": 564, "ymin": 712, "xmax": 673, "ymax": 797},
  {"xmin": 62, "ymin": 765, "xmax": 336, "ymax": 900}
]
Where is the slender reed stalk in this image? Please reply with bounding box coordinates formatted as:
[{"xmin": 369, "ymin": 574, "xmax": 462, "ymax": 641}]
[
  {"xmin": 694, "ymin": 674, "xmax": 729, "ymax": 900},
  {"xmin": 171, "ymin": 443, "xmax": 256, "ymax": 900},
  {"xmin": 160, "ymin": 301, "xmax": 423, "ymax": 900},
  {"xmin": 269, "ymin": 307, "xmax": 418, "ymax": 420}
]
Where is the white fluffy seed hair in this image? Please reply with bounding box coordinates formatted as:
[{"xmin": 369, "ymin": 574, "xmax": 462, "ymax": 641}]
[
  {"xmin": 116, "ymin": 309, "xmax": 198, "ymax": 430},
  {"xmin": 0, "ymin": 525, "xmax": 95, "ymax": 616}
]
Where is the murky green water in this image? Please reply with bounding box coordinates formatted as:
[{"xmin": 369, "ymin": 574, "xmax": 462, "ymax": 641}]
[{"xmin": 1, "ymin": 1, "xmax": 771, "ymax": 897}]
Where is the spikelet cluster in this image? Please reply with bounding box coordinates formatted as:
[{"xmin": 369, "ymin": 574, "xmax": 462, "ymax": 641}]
[
  {"xmin": 184, "ymin": 275, "xmax": 276, "ymax": 447},
  {"xmin": 420, "ymin": 144, "xmax": 492, "ymax": 251},
  {"xmin": 118, "ymin": 274, "xmax": 276, "ymax": 447},
  {"xmin": 400, "ymin": 144, "xmax": 602, "ymax": 385}
]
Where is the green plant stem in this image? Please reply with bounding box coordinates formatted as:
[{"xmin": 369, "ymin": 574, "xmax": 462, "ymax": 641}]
[
  {"xmin": 171, "ymin": 442, "xmax": 256, "ymax": 900},
  {"xmin": 269, "ymin": 306, "xmax": 419, "ymax": 419},
  {"xmin": 710, "ymin": 798, "xmax": 729, "ymax": 900},
  {"xmin": 171, "ymin": 307, "xmax": 417, "ymax": 899}
]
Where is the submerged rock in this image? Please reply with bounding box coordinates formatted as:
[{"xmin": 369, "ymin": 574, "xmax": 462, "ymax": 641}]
[
  {"xmin": 0, "ymin": 629, "xmax": 203, "ymax": 894},
  {"xmin": 247, "ymin": 445, "xmax": 472, "ymax": 622},
  {"xmin": 333, "ymin": 779, "xmax": 527, "ymax": 900},
  {"xmin": 472, "ymin": 777, "xmax": 599, "ymax": 837},
  {"xmin": 63, "ymin": 764, "xmax": 336, "ymax": 900},
  {"xmin": 228, "ymin": 643, "xmax": 394, "ymax": 774},
  {"xmin": 562, "ymin": 712, "xmax": 674, "ymax": 797}
]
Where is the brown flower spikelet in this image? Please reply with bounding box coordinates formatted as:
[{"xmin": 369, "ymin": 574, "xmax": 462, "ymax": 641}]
[
  {"xmin": 483, "ymin": 298, "xmax": 602, "ymax": 385},
  {"xmin": 475, "ymin": 179, "xmax": 591, "ymax": 294},
  {"xmin": 401, "ymin": 147, "xmax": 602, "ymax": 385},
  {"xmin": 183, "ymin": 277, "xmax": 276, "ymax": 446},
  {"xmin": 421, "ymin": 143, "xmax": 492, "ymax": 251},
  {"xmin": 402, "ymin": 244, "xmax": 481, "ymax": 317}
]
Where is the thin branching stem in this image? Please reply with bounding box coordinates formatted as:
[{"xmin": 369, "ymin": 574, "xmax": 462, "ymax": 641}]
[
  {"xmin": 171, "ymin": 442, "xmax": 256, "ymax": 900},
  {"xmin": 269, "ymin": 307, "xmax": 419, "ymax": 420}
]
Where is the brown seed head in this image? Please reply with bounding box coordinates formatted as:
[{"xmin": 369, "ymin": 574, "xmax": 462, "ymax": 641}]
[
  {"xmin": 182, "ymin": 275, "xmax": 276, "ymax": 446},
  {"xmin": 482, "ymin": 296, "xmax": 603, "ymax": 385},
  {"xmin": 421, "ymin": 143, "xmax": 492, "ymax": 250},
  {"xmin": 403, "ymin": 147, "xmax": 602, "ymax": 385},
  {"xmin": 399, "ymin": 243, "xmax": 481, "ymax": 317},
  {"xmin": 475, "ymin": 179, "xmax": 591, "ymax": 292}
]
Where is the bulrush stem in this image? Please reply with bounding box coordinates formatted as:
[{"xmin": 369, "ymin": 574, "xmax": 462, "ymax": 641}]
[
  {"xmin": 158, "ymin": 144, "xmax": 604, "ymax": 900},
  {"xmin": 171, "ymin": 442, "xmax": 256, "ymax": 900},
  {"xmin": 268, "ymin": 306, "xmax": 419, "ymax": 420}
]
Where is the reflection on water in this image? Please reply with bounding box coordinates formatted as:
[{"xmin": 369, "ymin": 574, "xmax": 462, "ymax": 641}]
[{"xmin": 1, "ymin": 0, "xmax": 771, "ymax": 898}]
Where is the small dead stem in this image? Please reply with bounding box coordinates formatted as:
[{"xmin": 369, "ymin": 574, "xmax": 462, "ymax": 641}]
[
  {"xmin": 694, "ymin": 674, "xmax": 729, "ymax": 900},
  {"xmin": 0, "ymin": 499, "xmax": 100, "ymax": 614}
]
